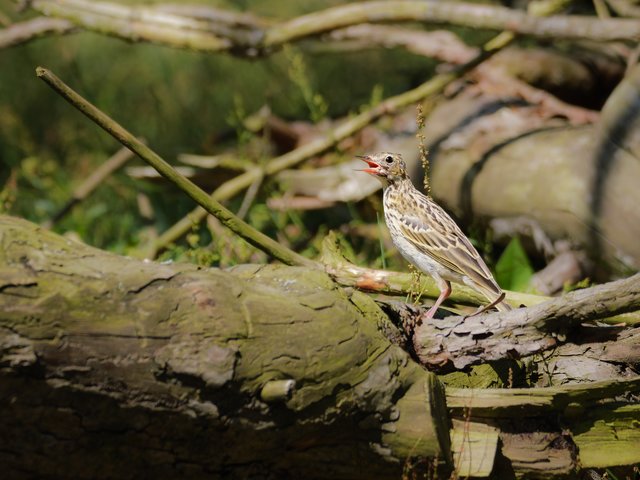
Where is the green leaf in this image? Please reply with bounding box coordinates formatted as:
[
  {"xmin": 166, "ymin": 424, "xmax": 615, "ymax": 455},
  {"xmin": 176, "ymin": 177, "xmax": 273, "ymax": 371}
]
[{"xmin": 495, "ymin": 236, "xmax": 534, "ymax": 291}]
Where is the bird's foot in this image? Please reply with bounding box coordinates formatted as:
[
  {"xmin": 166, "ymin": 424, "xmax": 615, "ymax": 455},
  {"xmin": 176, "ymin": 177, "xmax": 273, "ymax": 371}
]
[{"xmin": 421, "ymin": 306, "xmax": 438, "ymax": 320}]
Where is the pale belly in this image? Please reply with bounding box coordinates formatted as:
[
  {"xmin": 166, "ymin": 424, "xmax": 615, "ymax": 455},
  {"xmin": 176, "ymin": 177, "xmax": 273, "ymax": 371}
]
[{"xmin": 387, "ymin": 220, "xmax": 465, "ymax": 285}]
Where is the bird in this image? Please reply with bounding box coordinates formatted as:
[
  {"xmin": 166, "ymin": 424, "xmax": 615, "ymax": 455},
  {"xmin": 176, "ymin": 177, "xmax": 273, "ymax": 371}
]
[{"xmin": 358, "ymin": 152, "xmax": 511, "ymax": 319}]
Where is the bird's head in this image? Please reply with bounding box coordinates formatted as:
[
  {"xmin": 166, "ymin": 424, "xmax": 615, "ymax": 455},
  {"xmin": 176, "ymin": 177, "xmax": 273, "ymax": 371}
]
[{"xmin": 357, "ymin": 152, "xmax": 408, "ymax": 185}]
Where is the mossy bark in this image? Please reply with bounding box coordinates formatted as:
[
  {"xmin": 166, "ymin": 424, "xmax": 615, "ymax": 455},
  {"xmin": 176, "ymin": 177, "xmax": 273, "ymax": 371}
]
[
  {"xmin": 0, "ymin": 215, "xmax": 449, "ymax": 479},
  {"xmin": 1, "ymin": 215, "xmax": 639, "ymax": 479}
]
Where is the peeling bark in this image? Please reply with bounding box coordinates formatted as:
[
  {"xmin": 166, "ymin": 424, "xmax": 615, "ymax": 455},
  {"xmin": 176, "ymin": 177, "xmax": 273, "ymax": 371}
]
[{"xmin": 402, "ymin": 273, "xmax": 640, "ymax": 371}]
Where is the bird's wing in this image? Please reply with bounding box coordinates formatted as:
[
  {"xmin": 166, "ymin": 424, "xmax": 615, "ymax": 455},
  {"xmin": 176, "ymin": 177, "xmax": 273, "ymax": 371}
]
[{"xmin": 394, "ymin": 195, "xmax": 501, "ymax": 296}]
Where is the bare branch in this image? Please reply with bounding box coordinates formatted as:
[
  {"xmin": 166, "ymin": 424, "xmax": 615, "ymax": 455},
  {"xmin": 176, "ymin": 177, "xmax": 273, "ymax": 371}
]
[
  {"xmin": 42, "ymin": 144, "xmax": 137, "ymax": 229},
  {"xmin": 0, "ymin": 17, "xmax": 75, "ymax": 48},
  {"xmin": 446, "ymin": 376, "xmax": 640, "ymax": 417}
]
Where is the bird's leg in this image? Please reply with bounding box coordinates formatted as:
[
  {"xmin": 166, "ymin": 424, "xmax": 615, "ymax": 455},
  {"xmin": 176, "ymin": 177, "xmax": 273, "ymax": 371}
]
[
  {"xmin": 464, "ymin": 292, "xmax": 506, "ymax": 319},
  {"xmin": 423, "ymin": 280, "xmax": 451, "ymax": 319}
]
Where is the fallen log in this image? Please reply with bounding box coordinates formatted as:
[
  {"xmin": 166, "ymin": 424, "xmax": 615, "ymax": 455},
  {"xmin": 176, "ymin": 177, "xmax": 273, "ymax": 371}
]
[{"xmin": 1, "ymin": 215, "xmax": 638, "ymax": 479}]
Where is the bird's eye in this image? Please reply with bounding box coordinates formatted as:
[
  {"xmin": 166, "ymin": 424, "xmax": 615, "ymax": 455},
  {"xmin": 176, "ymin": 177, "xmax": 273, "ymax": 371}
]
[{"xmin": 385, "ymin": 155, "xmax": 393, "ymax": 163}]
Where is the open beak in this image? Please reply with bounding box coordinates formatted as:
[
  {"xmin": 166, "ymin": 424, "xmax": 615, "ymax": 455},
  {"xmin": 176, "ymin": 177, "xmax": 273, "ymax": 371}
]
[{"xmin": 356, "ymin": 155, "xmax": 381, "ymax": 175}]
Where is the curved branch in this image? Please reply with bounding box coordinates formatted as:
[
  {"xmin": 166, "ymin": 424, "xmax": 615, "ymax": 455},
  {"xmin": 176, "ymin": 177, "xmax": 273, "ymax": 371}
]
[
  {"xmin": 0, "ymin": 17, "xmax": 76, "ymax": 48},
  {"xmin": 14, "ymin": 0, "xmax": 640, "ymax": 55},
  {"xmin": 1, "ymin": 215, "xmax": 639, "ymax": 476}
]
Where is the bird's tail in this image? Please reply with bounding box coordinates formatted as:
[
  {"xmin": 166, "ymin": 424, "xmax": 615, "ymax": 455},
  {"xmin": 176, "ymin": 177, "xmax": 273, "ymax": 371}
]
[
  {"xmin": 493, "ymin": 292, "xmax": 512, "ymax": 312},
  {"xmin": 465, "ymin": 275, "xmax": 513, "ymax": 314},
  {"xmin": 474, "ymin": 284, "xmax": 512, "ymax": 313}
]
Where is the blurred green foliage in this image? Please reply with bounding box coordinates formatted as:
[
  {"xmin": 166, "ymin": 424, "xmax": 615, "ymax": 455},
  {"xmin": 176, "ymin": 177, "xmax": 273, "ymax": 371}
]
[
  {"xmin": 495, "ymin": 236, "xmax": 535, "ymax": 292},
  {"xmin": 0, "ymin": 0, "xmax": 438, "ymax": 260}
]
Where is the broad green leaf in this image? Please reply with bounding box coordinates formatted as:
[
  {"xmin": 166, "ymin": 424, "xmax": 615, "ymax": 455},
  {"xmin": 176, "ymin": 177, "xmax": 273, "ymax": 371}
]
[{"xmin": 495, "ymin": 236, "xmax": 534, "ymax": 291}]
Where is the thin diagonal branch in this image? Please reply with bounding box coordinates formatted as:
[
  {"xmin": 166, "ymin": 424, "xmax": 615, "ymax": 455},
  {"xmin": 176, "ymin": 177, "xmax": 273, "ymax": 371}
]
[{"xmin": 36, "ymin": 67, "xmax": 317, "ymax": 269}]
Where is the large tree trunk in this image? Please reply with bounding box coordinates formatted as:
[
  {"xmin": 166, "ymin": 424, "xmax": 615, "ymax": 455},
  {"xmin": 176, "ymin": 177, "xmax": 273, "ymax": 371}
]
[{"xmin": 1, "ymin": 215, "xmax": 638, "ymax": 479}]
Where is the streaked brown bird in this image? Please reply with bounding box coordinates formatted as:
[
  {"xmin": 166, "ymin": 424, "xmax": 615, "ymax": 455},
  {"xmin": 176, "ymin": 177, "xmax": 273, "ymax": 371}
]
[{"xmin": 359, "ymin": 152, "xmax": 511, "ymax": 318}]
